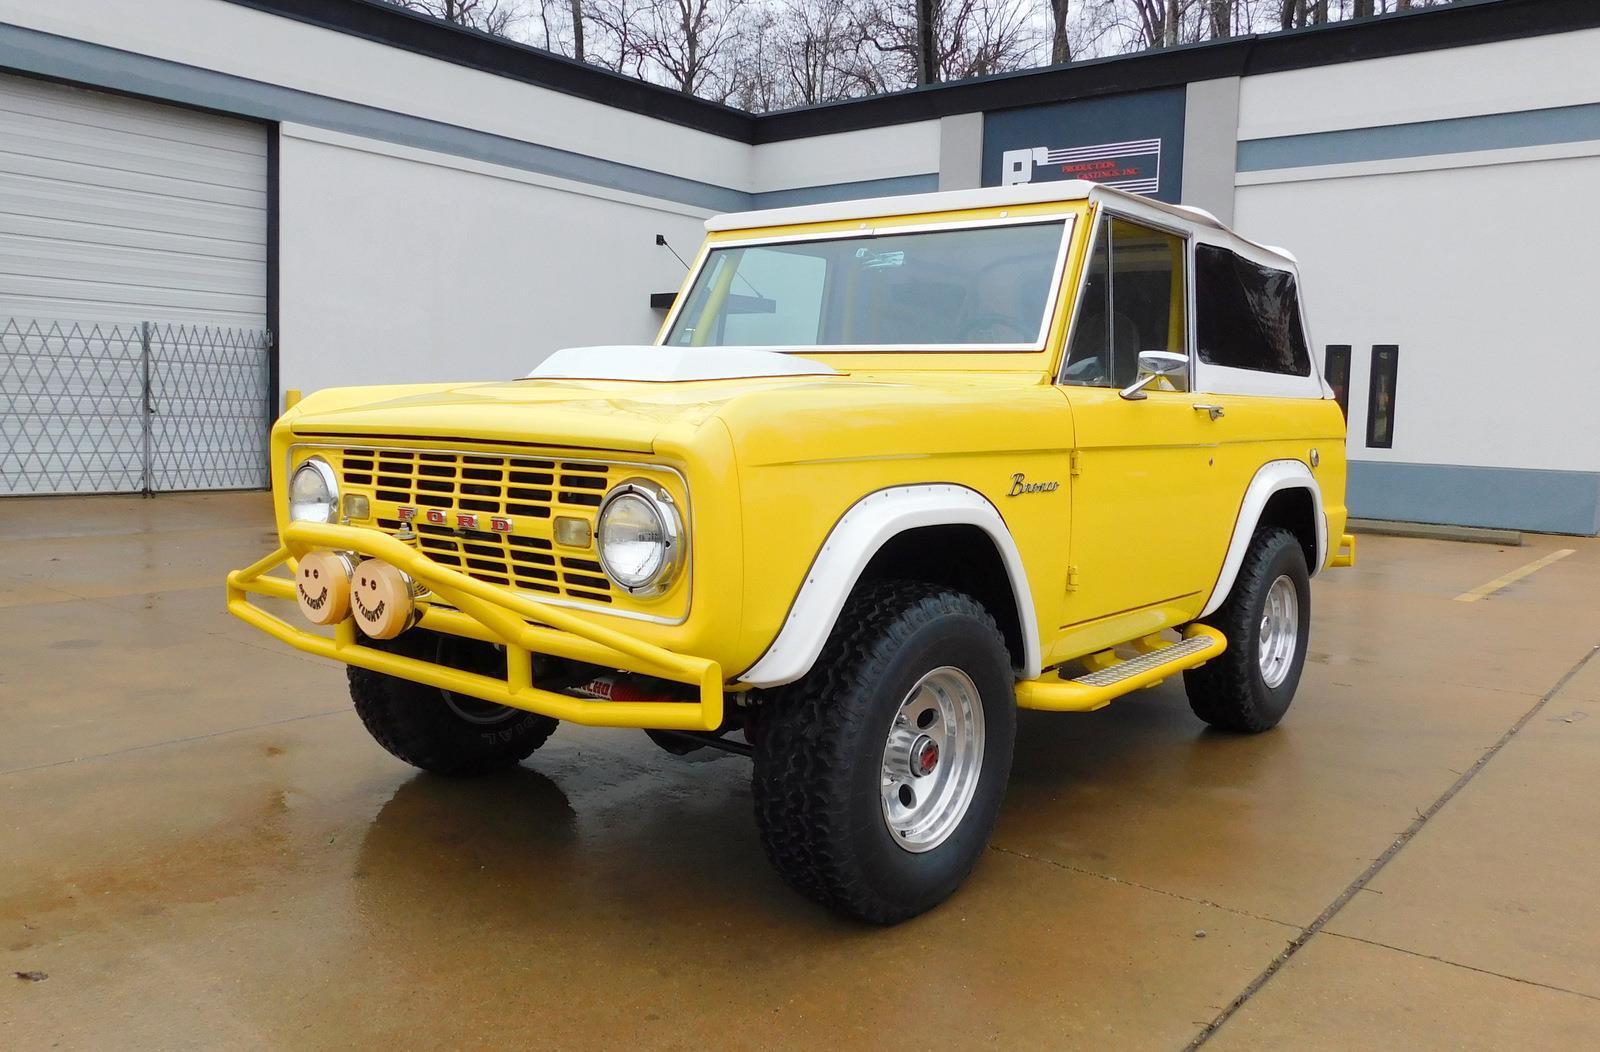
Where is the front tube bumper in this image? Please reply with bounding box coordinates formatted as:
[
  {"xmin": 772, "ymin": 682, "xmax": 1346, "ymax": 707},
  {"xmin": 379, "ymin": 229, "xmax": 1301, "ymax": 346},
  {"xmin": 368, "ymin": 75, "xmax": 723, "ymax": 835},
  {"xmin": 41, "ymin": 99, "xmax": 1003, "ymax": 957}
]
[{"xmin": 225, "ymin": 522, "xmax": 724, "ymax": 731}]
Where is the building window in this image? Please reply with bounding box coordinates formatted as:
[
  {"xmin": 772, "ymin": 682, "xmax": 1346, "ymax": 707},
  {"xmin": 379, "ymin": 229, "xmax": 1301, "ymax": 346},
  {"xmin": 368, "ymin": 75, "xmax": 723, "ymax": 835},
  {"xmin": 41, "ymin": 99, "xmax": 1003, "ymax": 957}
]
[
  {"xmin": 1194, "ymin": 244, "xmax": 1310, "ymax": 376},
  {"xmin": 1324, "ymin": 345, "xmax": 1351, "ymax": 418},
  {"xmin": 1367, "ymin": 344, "xmax": 1399, "ymax": 448}
]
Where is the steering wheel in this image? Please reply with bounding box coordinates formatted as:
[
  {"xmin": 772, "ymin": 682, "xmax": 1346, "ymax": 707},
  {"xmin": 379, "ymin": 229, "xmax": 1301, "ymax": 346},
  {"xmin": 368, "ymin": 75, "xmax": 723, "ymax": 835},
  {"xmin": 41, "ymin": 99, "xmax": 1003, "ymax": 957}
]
[
  {"xmin": 1063, "ymin": 354, "xmax": 1108, "ymax": 386},
  {"xmin": 959, "ymin": 313, "xmax": 1033, "ymax": 344}
]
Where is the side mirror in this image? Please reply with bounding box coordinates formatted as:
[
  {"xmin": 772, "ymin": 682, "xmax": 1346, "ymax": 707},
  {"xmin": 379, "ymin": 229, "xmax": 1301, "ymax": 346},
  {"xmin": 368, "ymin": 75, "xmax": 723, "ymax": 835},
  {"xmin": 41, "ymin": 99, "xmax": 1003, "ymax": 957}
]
[{"xmin": 1120, "ymin": 351, "xmax": 1189, "ymax": 400}]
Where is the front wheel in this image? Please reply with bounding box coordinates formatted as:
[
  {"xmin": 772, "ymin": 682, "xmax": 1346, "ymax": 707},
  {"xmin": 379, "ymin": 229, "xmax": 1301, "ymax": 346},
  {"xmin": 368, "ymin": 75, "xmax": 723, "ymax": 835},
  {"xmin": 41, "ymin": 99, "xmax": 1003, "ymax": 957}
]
[
  {"xmin": 1183, "ymin": 527, "xmax": 1311, "ymax": 733},
  {"xmin": 751, "ymin": 581, "xmax": 1017, "ymax": 924},
  {"xmin": 349, "ymin": 631, "xmax": 558, "ymax": 776}
]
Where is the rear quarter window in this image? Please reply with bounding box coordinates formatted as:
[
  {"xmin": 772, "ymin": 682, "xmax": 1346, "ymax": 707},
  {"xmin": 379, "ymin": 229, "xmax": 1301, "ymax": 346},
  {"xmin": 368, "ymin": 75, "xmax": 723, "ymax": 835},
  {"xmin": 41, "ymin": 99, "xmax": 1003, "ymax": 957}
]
[{"xmin": 1195, "ymin": 245, "xmax": 1310, "ymax": 376}]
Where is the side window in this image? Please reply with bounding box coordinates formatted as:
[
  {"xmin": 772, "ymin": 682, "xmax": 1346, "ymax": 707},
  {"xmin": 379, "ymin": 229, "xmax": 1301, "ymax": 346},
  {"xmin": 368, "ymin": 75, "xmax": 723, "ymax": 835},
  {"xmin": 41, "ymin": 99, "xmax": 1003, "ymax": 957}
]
[
  {"xmin": 1063, "ymin": 216, "xmax": 1187, "ymax": 390},
  {"xmin": 1194, "ymin": 245, "xmax": 1311, "ymax": 375}
]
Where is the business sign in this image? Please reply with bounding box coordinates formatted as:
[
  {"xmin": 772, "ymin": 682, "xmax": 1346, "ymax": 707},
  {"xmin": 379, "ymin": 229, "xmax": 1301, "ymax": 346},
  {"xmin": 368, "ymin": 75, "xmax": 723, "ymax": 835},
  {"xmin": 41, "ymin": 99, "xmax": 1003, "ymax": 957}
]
[
  {"xmin": 1000, "ymin": 138, "xmax": 1161, "ymax": 194},
  {"xmin": 982, "ymin": 88, "xmax": 1185, "ymax": 203}
]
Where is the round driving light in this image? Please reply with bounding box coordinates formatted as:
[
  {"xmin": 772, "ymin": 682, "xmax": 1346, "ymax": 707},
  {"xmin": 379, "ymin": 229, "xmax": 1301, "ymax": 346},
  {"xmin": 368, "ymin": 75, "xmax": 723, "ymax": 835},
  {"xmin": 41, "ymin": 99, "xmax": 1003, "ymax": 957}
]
[
  {"xmin": 596, "ymin": 479, "xmax": 683, "ymax": 597},
  {"xmin": 350, "ymin": 560, "xmax": 417, "ymax": 639},
  {"xmin": 289, "ymin": 457, "xmax": 339, "ymax": 523},
  {"xmin": 295, "ymin": 550, "xmax": 354, "ymax": 626}
]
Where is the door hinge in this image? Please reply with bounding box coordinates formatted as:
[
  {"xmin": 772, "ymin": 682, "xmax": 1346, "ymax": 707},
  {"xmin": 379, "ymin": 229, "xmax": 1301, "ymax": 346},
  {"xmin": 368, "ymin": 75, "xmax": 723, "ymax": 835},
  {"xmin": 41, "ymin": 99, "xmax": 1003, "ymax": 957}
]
[
  {"xmin": 1066, "ymin": 565, "xmax": 1080, "ymax": 592},
  {"xmin": 1069, "ymin": 450, "xmax": 1083, "ymax": 477}
]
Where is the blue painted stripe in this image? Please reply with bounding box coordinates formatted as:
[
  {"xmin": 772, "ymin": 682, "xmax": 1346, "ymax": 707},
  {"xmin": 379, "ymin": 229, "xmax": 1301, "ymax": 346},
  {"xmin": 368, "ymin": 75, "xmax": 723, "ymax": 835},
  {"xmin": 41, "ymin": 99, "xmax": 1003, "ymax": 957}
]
[
  {"xmin": 752, "ymin": 173, "xmax": 940, "ymax": 208},
  {"xmin": 1349, "ymin": 460, "xmax": 1600, "ymax": 536},
  {"xmin": 0, "ymin": 22, "xmax": 753, "ymax": 213},
  {"xmin": 1238, "ymin": 102, "xmax": 1600, "ymax": 172}
]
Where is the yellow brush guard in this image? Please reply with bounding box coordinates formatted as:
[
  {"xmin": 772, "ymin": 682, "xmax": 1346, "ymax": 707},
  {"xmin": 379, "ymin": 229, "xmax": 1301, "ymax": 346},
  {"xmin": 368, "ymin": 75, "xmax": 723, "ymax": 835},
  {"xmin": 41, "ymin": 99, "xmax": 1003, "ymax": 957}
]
[{"xmin": 226, "ymin": 522, "xmax": 724, "ymax": 731}]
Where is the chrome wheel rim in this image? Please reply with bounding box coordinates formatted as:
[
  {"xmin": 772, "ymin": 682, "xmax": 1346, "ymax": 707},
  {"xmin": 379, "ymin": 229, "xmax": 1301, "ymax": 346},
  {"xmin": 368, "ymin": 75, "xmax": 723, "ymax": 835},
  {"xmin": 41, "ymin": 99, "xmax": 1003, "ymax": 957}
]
[
  {"xmin": 1258, "ymin": 575, "xmax": 1300, "ymax": 689},
  {"xmin": 880, "ymin": 666, "xmax": 986, "ymax": 854}
]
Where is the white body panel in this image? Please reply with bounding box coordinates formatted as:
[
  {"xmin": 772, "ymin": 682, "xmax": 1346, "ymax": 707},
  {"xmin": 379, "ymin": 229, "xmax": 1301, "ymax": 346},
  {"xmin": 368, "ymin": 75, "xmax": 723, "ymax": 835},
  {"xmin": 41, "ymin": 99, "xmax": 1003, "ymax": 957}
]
[
  {"xmin": 1200, "ymin": 460, "xmax": 1327, "ymax": 619},
  {"xmin": 738, "ymin": 484, "xmax": 1041, "ymax": 687}
]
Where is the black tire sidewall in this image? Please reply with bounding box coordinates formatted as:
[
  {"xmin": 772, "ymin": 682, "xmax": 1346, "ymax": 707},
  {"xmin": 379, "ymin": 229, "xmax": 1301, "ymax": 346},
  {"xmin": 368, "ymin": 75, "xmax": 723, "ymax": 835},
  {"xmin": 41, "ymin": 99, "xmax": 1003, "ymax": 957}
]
[
  {"xmin": 1240, "ymin": 535, "xmax": 1311, "ymax": 724},
  {"xmin": 840, "ymin": 609, "xmax": 1016, "ymax": 914}
]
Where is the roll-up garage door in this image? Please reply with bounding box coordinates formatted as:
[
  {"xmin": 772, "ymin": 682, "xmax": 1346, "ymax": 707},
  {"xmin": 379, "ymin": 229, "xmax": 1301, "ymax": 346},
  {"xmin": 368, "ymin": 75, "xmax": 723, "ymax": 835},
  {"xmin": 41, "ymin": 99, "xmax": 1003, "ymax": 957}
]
[{"xmin": 0, "ymin": 71, "xmax": 271, "ymax": 495}]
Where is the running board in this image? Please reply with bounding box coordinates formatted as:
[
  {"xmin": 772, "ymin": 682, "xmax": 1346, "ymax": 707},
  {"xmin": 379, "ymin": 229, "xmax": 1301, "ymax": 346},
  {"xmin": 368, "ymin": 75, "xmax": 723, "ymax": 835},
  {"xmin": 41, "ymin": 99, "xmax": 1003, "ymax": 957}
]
[{"xmin": 1014, "ymin": 625, "xmax": 1227, "ymax": 712}]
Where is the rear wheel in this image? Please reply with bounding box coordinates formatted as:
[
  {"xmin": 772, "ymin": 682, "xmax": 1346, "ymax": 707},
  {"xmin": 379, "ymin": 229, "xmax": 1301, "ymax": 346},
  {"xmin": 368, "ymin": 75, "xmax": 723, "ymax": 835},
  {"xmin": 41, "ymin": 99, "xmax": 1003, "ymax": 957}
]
[
  {"xmin": 751, "ymin": 581, "xmax": 1016, "ymax": 924},
  {"xmin": 1184, "ymin": 527, "xmax": 1311, "ymax": 733},
  {"xmin": 349, "ymin": 631, "xmax": 558, "ymax": 776}
]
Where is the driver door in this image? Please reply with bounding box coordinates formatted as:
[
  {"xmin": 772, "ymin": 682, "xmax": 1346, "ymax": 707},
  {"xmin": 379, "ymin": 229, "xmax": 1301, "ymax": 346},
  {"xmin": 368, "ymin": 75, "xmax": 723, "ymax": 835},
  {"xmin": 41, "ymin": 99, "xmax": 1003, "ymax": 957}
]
[{"xmin": 1055, "ymin": 213, "xmax": 1234, "ymax": 651}]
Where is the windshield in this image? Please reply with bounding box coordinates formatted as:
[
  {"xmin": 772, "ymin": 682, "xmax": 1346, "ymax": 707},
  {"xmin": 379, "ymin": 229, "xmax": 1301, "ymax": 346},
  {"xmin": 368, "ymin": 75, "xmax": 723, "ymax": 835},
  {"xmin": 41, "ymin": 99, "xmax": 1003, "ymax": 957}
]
[{"xmin": 663, "ymin": 218, "xmax": 1072, "ymax": 351}]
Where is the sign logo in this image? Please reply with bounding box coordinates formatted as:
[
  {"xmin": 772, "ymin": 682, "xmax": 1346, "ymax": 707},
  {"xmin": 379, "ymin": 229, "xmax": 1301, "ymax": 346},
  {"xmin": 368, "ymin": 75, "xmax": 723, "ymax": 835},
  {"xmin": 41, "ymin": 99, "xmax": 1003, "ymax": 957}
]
[
  {"xmin": 395, "ymin": 506, "xmax": 512, "ymax": 533},
  {"xmin": 1001, "ymin": 138, "xmax": 1161, "ymax": 195}
]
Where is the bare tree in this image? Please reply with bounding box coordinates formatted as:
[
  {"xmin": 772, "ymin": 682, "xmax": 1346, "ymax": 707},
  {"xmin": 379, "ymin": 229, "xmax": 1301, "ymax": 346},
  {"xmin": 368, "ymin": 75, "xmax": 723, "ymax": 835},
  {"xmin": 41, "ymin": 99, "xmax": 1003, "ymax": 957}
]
[
  {"xmin": 1047, "ymin": 0, "xmax": 1070, "ymax": 62},
  {"xmin": 571, "ymin": 0, "xmax": 587, "ymax": 58},
  {"xmin": 385, "ymin": 0, "xmax": 1467, "ymax": 109},
  {"xmin": 391, "ymin": 0, "xmax": 524, "ymax": 33},
  {"xmin": 596, "ymin": 0, "xmax": 752, "ymax": 98},
  {"xmin": 1207, "ymin": 0, "xmax": 1230, "ymax": 37}
]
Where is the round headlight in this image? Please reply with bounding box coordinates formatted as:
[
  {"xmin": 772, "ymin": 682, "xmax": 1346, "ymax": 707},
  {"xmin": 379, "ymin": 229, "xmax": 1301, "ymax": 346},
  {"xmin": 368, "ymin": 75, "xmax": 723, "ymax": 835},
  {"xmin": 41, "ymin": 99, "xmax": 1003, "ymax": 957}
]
[
  {"xmin": 596, "ymin": 479, "xmax": 683, "ymax": 597},
  {"xmin": 289, "ymin": 457, "xmax": 340, "ymax": 523}
]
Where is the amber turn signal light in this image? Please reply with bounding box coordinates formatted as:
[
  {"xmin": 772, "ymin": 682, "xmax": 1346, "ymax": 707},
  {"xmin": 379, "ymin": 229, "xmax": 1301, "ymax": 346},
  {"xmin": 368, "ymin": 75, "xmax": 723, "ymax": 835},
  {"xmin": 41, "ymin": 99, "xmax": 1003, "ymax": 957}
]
[{"xmin": 554, "ymin": 515, "xmax": 592, "ymax": 548}]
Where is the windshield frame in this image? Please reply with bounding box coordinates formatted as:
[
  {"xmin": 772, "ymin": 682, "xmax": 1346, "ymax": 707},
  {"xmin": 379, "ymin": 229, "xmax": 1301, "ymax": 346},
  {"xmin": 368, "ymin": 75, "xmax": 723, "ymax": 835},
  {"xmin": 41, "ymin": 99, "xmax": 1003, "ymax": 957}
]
[{"xmin": 656, "ymin": 213, "xmax": 1078, "ymax": 354}]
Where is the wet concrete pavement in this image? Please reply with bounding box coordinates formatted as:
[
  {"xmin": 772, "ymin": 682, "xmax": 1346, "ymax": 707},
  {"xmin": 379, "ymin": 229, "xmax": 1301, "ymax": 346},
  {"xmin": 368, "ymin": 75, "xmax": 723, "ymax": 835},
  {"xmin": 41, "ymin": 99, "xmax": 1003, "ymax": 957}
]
[{"xmin": 3, "ymin": 492, "xmax": 1598, "ymax": 1049}]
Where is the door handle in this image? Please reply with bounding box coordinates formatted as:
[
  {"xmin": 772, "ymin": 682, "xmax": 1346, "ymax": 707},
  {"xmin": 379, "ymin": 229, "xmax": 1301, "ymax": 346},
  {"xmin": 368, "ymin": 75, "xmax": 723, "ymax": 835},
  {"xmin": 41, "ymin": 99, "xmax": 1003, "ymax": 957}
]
[{"xmin": 1193, "ymin": 403, "xmax": 1225, "ymax": 421}]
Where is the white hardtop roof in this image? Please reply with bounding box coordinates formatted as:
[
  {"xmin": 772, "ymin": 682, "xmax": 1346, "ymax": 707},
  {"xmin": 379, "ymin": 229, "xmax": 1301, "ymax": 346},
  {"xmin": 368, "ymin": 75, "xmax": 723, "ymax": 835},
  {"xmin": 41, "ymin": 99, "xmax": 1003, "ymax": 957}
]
[{"xmin": 707, "ymin": 180, "xmax": 1298, "ymax": 269}]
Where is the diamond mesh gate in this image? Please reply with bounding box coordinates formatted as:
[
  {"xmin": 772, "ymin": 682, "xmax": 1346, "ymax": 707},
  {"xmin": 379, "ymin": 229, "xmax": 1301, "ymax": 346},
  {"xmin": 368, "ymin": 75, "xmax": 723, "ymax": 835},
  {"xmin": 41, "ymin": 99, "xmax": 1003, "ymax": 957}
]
[{"xmin": 1, "ymin": 318, "xmax": 273, "ymax": 495}]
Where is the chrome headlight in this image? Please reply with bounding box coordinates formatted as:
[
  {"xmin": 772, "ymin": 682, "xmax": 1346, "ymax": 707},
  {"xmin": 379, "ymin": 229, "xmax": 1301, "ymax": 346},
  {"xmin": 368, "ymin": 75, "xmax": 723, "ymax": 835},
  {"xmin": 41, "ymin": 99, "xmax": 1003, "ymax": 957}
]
[
  {"xmin": 596, "ymin": 479, "xmax": 683, "ymax": 597},
  {"xmin": 288, "ymin": 456, "xmax": 340, "ymax": 523}
]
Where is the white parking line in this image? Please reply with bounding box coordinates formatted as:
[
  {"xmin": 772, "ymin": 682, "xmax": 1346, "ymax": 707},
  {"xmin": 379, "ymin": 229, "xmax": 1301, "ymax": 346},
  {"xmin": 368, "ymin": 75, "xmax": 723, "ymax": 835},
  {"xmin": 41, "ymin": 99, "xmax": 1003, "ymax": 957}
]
[{"xmin": 1454, "ymin": 548, "xmax": 1576, "ymax": 602}]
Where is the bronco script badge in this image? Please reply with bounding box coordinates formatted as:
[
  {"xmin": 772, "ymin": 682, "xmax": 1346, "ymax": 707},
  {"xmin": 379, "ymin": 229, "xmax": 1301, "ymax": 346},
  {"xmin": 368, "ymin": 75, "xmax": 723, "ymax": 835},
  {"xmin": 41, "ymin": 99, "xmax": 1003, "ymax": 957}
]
[{"xmin": 1008, "ymin": 473, "xmax": 1060, "ymax": 496}]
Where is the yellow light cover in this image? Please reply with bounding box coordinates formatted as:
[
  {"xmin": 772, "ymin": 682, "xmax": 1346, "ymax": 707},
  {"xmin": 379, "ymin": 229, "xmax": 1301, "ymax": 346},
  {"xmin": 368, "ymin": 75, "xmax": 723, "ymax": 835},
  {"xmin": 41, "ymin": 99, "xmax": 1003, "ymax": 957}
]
[
  {"xmin": 343, "ymin": 493, "xmax": 370, "ymax": 520},
  {"xmin": 554, "ymin": 515, "xmax": 592, "ymax": 548}
]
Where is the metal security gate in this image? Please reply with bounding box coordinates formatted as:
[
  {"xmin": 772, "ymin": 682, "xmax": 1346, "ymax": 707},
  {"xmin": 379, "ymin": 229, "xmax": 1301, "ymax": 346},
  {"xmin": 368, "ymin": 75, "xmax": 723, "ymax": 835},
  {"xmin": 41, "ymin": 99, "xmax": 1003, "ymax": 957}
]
[{"xmin": 0, "ymin": 318, "xmax": 271, "ymax": 495}]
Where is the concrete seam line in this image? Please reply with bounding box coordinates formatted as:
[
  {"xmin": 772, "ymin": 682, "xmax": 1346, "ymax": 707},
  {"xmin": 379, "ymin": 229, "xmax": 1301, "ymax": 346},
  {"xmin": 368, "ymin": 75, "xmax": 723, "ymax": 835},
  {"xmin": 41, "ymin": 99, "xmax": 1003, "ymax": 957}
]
[
  {"xmin": 1321, "ymin": 931, "xmax": 1600, "ymax": 1005},
  {"xmin": 1184, "ymin": 643, "xmax": 1600, "ymax": 1050},
  {"xmin": 988, "ymin": 844, "xmax": 1299, "ymax": 931}
]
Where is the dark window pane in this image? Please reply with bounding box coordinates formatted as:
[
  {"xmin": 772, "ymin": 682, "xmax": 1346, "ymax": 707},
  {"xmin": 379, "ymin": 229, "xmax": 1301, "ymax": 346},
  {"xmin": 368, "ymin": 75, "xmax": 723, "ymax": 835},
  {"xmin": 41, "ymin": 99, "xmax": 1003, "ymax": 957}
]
[
  {"xmin": 1325, "ymin": 344, "xmax": 1351, "ymax": 418},
  {"xmin": 1367, "ymin": 344, "xmax": 1398, "ymax": 449},
  {"xmin": 1195, "ymin": 245, "xmax": 1311, "ymax": 376}
]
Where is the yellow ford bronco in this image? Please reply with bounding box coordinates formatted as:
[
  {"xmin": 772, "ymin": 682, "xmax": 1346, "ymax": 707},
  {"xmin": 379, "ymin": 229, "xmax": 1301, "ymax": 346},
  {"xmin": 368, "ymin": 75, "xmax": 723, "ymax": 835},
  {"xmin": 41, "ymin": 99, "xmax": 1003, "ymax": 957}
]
[{"xmin": 229, "ymin": 181, "xmax": 1354, "ymax": 923}]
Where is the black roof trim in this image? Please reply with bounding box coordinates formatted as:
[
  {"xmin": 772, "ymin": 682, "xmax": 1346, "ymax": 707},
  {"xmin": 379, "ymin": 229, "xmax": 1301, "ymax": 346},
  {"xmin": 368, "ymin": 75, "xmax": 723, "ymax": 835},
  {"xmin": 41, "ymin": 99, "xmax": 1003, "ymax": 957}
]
[
  {"xmin": 223, "ymin": 0, "xmax": 756, "ymax": 141},
  {"xmin": 227, "ymin": 0, "xmax": 1598, "ymax": 146}
]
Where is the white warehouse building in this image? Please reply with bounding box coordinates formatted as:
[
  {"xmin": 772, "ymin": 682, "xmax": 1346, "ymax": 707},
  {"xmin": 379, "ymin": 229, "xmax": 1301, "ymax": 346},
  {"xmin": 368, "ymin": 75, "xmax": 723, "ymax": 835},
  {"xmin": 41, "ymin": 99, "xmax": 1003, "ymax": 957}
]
[{"xmin": 1, "ymin": 0, "xmax": 1597, "ymax": 534}]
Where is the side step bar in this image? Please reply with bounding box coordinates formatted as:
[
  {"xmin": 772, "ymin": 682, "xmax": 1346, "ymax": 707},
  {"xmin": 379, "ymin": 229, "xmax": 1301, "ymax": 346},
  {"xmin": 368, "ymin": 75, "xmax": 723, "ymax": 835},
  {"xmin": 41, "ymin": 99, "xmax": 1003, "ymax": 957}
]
[{"xmin": 1015, "ymin": 625, "xmax": 1227, "ymax": 712}]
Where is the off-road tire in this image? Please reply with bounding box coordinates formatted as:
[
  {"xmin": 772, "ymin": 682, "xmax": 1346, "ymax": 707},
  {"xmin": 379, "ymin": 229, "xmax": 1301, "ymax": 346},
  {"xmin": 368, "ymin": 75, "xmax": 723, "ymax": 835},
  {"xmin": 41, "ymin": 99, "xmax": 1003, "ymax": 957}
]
[
  {"xmin": 751, "ymin": 581, "xmax": 1017, "ymax": 924},
  {"xmin": 1183, "ymin": 527, "xmax": 1310, "ymax": 733},
  {"xmin": 349, "ymin": 632, "xmax": 558, "ymax": 776}
]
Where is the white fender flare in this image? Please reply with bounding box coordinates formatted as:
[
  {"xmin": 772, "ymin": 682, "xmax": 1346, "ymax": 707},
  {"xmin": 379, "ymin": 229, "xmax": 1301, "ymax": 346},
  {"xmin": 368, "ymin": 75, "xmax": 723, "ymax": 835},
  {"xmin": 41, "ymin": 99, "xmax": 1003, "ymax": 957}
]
[
  {"xmin": 737, "ymin": 484, "xmax": 1042, "ymax": 688},
  {"xmin": 1200, "ymin": 460, "xmax": 1327, "ymax": 619}
]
